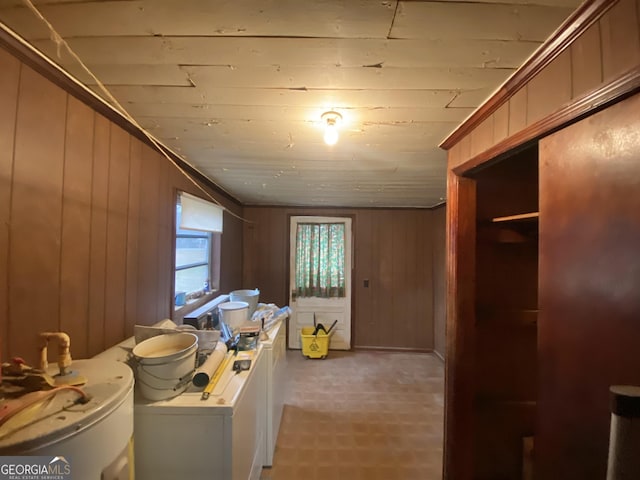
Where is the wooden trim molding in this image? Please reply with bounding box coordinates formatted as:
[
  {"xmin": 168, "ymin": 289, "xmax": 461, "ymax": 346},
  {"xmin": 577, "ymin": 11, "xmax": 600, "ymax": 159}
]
[
  {"xmin": 440, "ymin": 0, "xmax": 617, "ymax": 150},
  {"xmin": 243, "ymin": 204, "xmax": 439, "ymax": 210},
  {"xmin": 0, "ymin": 23, "xmax": 242, "ymax": 206},
  {"xmin": 433, "ymin": 350, "xmax": 445, "ymax": 363},
  {"xmin": 444, "ymin": 171, "xmax": 477, "ymax": 479},
  {"xmin": 353, "ymin": 346, "xmax": 434, "ymax": 354},
  {"xmin": 453, "ymin": 64, "xmax": 640, "ymax": 175}
]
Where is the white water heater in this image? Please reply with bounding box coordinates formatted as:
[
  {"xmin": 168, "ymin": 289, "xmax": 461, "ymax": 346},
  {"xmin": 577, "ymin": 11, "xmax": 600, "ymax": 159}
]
[{"xmin": 0, "ymin": 359, "xmax": 134, "ymax": 479}]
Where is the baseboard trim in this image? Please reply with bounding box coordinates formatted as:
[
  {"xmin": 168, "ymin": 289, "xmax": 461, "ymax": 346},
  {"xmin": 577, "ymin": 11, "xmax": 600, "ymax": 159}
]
[
  {"xmin": 354, "ymin": 346, "xmax": 433, "ymax": 353},
  {"xmin": 433, "ymin": 350, "xmax": 445, "ymax": 363}
]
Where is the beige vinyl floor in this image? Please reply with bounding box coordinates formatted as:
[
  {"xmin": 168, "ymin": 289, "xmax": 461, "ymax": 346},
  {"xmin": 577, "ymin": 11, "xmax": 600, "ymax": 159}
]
[{"xmin": 261, "ymin": 349, "xmax": 444, "ymax": 480}]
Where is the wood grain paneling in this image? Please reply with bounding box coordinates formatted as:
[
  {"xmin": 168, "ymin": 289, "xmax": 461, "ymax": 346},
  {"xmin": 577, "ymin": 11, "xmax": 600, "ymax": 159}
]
[
  {"xmin": 448, "ymin": 143, "xmax": 461, "ymax": 172},
  {"xmin": 391, "ymin": 211, "xmax": 409, "ymax": 348},
  {"xmin": 470, "ymin": 147, "xmax": 539, "ymax": 478},
  {"xmin": 243, "ymin": 207, "xmax": 435, "ymax": 350},
  {"xmin": 0, "ymin": 28, "xmax": 237, "ymax": 210},
  {"xmin": 600, "ymin": 0, "xmax": 640, "ymax": 82},
  {"xmin": 9, "ymin": 65, "xmax": 66, "ymax": 360},
  {"xmin": 538, "ymin": 91, "xmax": 640, "ymax": 480},
  {"xmin": 527, "ymin": 49, "xmax": 572, "ymax": 124},
  {"xmin": 59, "ymin": 96, "xmax": 94, "ymax": 360},
  {"xmin": 441, "ymin": 0, "xmax": 617, "ymax": 150},
  {"xmin": 375, "ymin": 210, "xmax": 395, "ymax": 346},
  {"xmin": 242, "ymin": 207, "xmax": 288, "ymax": 306},
  {"xmin": 242, "ymin": 211, "xmax": 257, "ymax": 295},
  {"xmin": 87, "ymin": 114, "xmax": 109, "ymax": 357},
  {"xmin": 220, "ymin": 212, "xmax": 244, "ymax": 294},
  {"xmin": 267, "ymin": 209, "xmax": 284, "ymax": 304},
  {"xmin": 571, "ymin": 22, "xmax": 603, "ymax": 97},
  {"xmin": 509, "ymin": 87, "xmax": 528, "ymax": 135},
  {"xmin": 272, "ymin": 211, "xmax": 287, "ymax": 303},
  {"xmin": 155, "ymin": 156, "xmax": 171, "ymax": 321},
  {"xmin": 473, "ymin": 146, "xmax": 539, "ymax": 221},
  {"xmin": 457, "ymin": 135, "xmax": 472, "ymax": 170},
  {"xmin": 354, "ymin": 210, "xmax": 373, "ymax": 347},
  {"xmin": 474, "ymin": 401, "xmax": 536, "ymax": 479},
  {"xmin": 247, "ymin": 208, "xmax": 270, "ymax": 301},
  {"xmin": 444, "ymin": 171, "xmax": 476, "ymax": 480},
  {"xmin": 136, "ymin": 147, "xmax": 160, "ymax": 328},
  {"xmin": 416, "ymin": 211, "xmax": 433, "ymax": 349},
  {"xmin": 124, "ymin": 139, "xmax": 142, "ymax": 337},
  {"xmin": 443, "ymin": 4, "xmax": 640, "ymax": 479},
  {"xmin": 0, "ymin": 45, "xmax": 244, "ymax": 364},
  {"xmin": 0, "ymin": 49, "xmax": 20, "ymax": 362},
  {"xmin": 432, "ymin": 206, "xmax": 446, "ymax": 359},
  {"xmin": 104, "ymin": 125, "xmax": 130, "ymax": 349},
  {"xmin": 493, "ymin": 103, "xmax": 509, "ymax": 145},
  {"xmin": 444, "ymin": 1, "xmax": 639, "ymax": 173},
  {"xmin": 470, "ymin": 116, "xmax": 494, "ymax": 159}
]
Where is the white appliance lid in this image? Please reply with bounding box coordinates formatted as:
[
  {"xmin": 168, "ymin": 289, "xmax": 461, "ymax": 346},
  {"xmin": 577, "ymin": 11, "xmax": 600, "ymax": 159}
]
[{"xmin": 0, "ymin": 359, "xmax": 133, "ymax": 453}]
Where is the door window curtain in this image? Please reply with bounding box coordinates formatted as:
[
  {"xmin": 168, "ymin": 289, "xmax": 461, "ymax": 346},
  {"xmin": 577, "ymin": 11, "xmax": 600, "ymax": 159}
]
[{"xmin": 294, "ymin": 222, "xmax": 346, "ymax": 298}]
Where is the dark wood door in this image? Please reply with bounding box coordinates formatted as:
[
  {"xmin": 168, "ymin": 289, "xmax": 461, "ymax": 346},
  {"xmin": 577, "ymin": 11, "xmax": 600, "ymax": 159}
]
[{"xmin": 537, "ymin": 91, "xmax": 640, "ymax": 479}]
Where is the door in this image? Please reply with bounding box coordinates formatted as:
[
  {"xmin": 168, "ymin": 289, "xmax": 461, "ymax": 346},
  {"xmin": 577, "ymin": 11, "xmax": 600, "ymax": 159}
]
[
  {"xmin": 288, "ymin": 216, "xmax": 352, "ymax": 350},
  {"xmin": 537, "ymin": 92, "xmax": 640, "ymax": 480}
]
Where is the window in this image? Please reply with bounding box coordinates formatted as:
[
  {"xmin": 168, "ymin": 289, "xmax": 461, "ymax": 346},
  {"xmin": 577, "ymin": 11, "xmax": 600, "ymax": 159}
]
[
  {"xmin": 293, "ymin": 222, "xmax": 346, "ymax": 298},
  {"xmin": 174, "ymin": 192, "xmax": 222, "ymax": 310}
]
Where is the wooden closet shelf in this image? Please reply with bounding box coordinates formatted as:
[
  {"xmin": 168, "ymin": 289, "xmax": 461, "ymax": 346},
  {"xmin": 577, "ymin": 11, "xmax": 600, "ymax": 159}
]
[
  {"xmin": 492, "ymin": 212, "xmax": 539, "ymax": 223},
  {"xmin": 478, "ymin": 213, "xmax": 539, "ymax": 243}
]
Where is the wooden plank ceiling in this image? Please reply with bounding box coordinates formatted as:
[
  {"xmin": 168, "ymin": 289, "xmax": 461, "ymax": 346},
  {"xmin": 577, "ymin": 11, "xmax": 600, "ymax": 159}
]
[{"xmin": 0, "ymin": 0, "xmax": 582, "ymax": 207}]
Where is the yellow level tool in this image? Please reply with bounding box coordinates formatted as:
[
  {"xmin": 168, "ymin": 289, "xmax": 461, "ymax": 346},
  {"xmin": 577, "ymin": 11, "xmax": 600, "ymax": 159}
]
[{"xmin": 201, "ymin": 352, "xmax": 234, "ymax": 400}]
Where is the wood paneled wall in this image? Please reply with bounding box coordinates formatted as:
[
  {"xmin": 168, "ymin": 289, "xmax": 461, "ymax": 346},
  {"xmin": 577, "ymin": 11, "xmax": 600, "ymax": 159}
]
[
  {"xmin": 0, "ymin": 46, "xmax": 243, "ymax": 365},
  {"xmin": 243, "ymin": 207, "xmax": 435, "ymax": 350},
  {"xmin": 432, "ymin": 205, "xmax": 446, "ymax": 359},
  {"xmin": 447, "ymin": 0, "xmax": 640, "ymax": 171},
  {"xmin": 443, "ymin": 1, "xmax": 640, "ymax": 478}
]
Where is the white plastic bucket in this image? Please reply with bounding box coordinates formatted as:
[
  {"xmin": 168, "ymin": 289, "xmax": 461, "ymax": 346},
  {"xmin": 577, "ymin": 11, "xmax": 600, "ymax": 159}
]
[
  {"xmin": 230, "ymin": 289, "xmax": 260, "ymax": 318},
  {"xmin": 177, "ymin": 324, "xmax": 220, "ymax": 354},
  {"xmin": 219, "ymin": 301, "xmax": 249, "ymax": 335},
  {"xmin": 132, "ymin": 332, "xmax": 198, "ymax": 401}
]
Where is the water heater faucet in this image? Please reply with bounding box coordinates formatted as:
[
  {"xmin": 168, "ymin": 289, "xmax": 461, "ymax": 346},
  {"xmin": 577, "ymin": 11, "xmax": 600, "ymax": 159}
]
[{"xmin": 38, "ymin": 332, "xmax": 72, "ymax": 376}]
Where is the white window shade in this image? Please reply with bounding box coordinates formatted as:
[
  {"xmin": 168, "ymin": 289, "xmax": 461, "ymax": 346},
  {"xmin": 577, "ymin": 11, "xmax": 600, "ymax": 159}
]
[{"xmin": 179, "ymin": 192, "xmax": 224, "ymax": 233}]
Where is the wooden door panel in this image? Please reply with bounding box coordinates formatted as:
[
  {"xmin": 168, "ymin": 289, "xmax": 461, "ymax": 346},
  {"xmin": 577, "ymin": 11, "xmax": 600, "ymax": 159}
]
[{"xmin": 538, "ymin": 92, "xmax": 640, "ymax": 479}]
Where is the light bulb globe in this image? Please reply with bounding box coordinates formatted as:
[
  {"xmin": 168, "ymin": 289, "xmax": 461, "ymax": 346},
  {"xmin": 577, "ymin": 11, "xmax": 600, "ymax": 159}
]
[
  {"xmin": 324, "ymin": 126, "xmax": 339, "ymax": 146},
  {"xmin": 321, "ymin": 111, "xmax": 342, "ymax": 146}
]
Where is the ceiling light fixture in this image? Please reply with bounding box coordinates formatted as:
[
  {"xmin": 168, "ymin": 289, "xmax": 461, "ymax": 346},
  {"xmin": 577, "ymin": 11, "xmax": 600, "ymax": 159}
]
[{"xmin": 321, "ymin": 111, "xmax": 342, "ymax": 146}]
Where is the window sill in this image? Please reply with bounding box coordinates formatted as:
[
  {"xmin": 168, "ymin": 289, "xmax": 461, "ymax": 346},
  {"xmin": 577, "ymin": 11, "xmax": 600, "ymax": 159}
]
[{"xmin": 173, "ymin": 291, "xmax": 221, "ymax": 323}]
